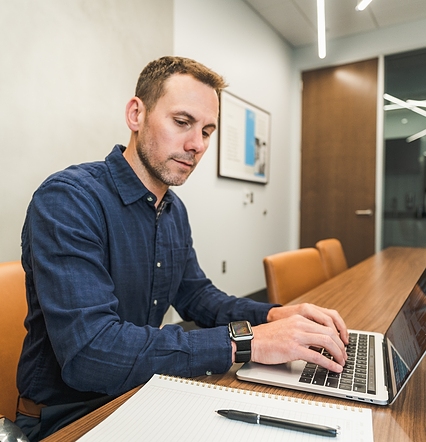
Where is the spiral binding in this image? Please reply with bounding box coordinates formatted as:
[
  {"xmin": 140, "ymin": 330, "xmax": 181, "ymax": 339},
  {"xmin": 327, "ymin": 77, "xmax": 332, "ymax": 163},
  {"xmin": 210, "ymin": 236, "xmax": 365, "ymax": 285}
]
[{"xmin": 157, "ymin": 374, "xmax": 361, "ymax": 412}]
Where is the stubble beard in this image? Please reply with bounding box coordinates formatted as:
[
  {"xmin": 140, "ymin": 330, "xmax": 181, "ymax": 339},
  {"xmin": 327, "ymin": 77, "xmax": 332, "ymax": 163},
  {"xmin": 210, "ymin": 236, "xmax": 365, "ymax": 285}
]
[{"xmin": 135, "ymin": 127, "xmax": 196, "ymax": 187}]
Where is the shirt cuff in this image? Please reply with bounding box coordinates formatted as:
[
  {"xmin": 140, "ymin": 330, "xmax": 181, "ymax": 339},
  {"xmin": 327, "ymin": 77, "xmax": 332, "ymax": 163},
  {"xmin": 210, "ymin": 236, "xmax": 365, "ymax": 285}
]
[{"xmin": 187, "ymin": 326, "xmax": 232, "ymax": 377}]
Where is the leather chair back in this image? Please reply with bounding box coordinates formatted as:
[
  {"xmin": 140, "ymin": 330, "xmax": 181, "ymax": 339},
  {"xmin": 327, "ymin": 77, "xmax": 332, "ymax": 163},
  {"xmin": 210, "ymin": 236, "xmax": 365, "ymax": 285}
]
[
  {"xmin": 315, "ymin": 238, "xmax": 348, "ymax": 279},
  {"xmin": 263, "ymin": 248, "xmax": 327, "ymax": 305},
  {"xmin": 0, "ymin": 261, "xmax": 27, "ymax": 420}
]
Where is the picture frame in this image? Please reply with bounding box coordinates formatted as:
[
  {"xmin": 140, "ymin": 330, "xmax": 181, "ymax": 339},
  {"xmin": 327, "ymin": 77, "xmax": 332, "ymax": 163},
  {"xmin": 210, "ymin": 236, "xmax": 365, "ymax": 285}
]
[{"xmin": 218, "ymin": 90, "xmax": 270, "ymax": 184}]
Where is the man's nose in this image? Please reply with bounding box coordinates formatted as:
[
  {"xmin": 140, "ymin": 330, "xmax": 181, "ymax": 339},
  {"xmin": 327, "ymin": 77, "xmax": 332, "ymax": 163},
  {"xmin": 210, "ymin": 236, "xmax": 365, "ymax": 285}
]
[{"xmin": 184, "ymin": 130, "xmax": 207, "ymax": 153}]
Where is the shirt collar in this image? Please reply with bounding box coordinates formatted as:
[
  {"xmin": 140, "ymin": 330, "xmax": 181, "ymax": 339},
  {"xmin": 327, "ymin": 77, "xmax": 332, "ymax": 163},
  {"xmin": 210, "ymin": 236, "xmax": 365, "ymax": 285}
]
[{"xmin": 106, "ymin": 145, "xmax": 175, "ymax": 206}]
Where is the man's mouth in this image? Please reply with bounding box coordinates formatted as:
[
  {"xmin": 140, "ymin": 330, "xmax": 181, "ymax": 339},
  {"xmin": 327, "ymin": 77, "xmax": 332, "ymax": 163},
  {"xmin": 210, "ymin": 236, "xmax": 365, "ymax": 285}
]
[{"xmin": 172, "ymin": 156, "xmax": 195, "ymax": 168}]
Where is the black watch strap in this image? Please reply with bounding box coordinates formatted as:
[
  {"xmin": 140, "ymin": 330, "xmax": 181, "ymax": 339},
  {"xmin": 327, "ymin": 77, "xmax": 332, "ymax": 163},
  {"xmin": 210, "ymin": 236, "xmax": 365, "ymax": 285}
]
[{"xmin": 234, "ymin": 339, "xmax": 251, "ymax": 363}]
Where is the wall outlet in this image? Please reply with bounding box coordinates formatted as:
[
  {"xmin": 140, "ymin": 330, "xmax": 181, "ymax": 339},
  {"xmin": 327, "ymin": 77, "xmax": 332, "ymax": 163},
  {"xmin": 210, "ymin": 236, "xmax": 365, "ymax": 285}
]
[
  {"xmin": 222, "ymin": 260, "xmax": 226, "ymax": 273},
  {"xmin": 243, "ymin": 190, "xmax": 254, "ymax": 205}
]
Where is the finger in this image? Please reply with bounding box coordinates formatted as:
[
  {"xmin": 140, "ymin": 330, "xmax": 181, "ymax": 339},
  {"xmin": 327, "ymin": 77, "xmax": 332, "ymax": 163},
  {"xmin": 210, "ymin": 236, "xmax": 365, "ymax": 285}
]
[
  {"xmin": 318, "ymin": 310, "xmax": 349, "ymax": 360},
  {"xmin": 268, "ymin": 305, "xmax": 350, "ymax": 346},
  {"xmin": 301, "ymin": 304, "xmax": 349, "ymax": 346},
  {"xmin": 299, "ymin": 346, "xmax": 345, "ymax": 373},
  {"xmin": 321, "ymin": 308, "xmax": 349, "ymax": 345},
  {"xmin": 314, "ymin": 332, "xmax": 347, "ymax": 366},
  {"xmin": 295, "ymin": 319, "xmax": 347, "ymax": 365}
]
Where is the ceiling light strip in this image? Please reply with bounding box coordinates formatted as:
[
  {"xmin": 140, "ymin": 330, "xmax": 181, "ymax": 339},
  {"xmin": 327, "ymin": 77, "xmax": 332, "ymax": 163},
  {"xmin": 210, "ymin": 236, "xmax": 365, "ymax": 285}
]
[
  {"xmin": 384, "ymin": 104, "xmax": 403, "ymax": 111},
  {"xmin": 406, "ymin": 128, "xmax": 426, "ymax": 143},
  {"xmin": 317, "ymin": 0, "xmax": 326, "ymax": 59},
  {"xmin": 407, "ymin": 100, "xmax": 426, "ymax": 108},
  {"xmin": 384, "ymin": 93, "xmax": 426, "ymax": 118},
  {"xmin": 356, "ymin": 0, "xmax": 374, "ymax": 12}
]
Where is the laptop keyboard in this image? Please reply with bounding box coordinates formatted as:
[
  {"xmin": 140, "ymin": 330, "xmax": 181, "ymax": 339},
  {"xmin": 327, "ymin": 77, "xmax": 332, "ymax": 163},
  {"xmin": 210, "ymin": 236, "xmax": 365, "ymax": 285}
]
[{"xmin": 298, "ymin": 332, "xmax": 376, "ymax": 395}]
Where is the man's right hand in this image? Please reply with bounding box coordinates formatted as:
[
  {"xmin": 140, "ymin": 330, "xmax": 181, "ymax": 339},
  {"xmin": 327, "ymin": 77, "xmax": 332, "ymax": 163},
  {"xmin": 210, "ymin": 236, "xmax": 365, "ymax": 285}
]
[{"xmin": 249, "ymin": 309, "xmax": 348, "ymax": 373}]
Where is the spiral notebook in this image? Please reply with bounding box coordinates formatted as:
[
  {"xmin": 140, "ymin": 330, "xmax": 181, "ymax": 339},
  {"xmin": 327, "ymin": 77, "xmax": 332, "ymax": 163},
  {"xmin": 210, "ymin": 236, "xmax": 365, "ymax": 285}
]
[{"xmin": 77, "ymin": 374, "xmax": 373, "ymax": 441}]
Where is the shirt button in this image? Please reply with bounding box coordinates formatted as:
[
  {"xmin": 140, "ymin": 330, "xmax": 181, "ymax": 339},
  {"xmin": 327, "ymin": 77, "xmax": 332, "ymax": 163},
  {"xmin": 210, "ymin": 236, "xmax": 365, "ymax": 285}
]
[
  {"xmin": 156, "ymin": 262, "xmax": 161, "ymax": 268},
  {"xmin": 205, "ymin": 370, "xmax": 212, "ymax": 376},
  {"xmin": 153, "ymin": 299, "xmax": 158, "ymax": 306},
  {"xmin": 147, "ymin": 196, "xmax": 154, "ymax": 202}
]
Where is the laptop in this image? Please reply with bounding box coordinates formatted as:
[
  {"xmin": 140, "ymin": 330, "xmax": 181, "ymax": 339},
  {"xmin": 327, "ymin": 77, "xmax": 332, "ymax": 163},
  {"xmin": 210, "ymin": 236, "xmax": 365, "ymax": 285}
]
[{"xmin": 237, "ymin": 268, "xmax": 426, "ymax": 405}]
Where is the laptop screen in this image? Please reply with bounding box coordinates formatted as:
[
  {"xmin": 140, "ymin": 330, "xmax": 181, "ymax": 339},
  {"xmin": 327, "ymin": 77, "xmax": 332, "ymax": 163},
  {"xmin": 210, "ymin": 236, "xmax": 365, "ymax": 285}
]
[{"xmin": 385, "ymin": 268, "xmax": 426, "ymax": 397}]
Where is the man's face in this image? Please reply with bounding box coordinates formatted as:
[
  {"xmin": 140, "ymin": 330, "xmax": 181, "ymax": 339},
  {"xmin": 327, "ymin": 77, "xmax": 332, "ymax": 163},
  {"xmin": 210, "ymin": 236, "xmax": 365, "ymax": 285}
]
[{"xmin": 135, "ymin": 74, "xmax": 219, "ymax": 187}]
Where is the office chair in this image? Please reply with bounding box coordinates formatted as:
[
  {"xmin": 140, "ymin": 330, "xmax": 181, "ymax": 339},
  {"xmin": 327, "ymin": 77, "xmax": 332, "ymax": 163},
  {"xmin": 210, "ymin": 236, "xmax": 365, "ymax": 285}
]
[
  {"xmin": 315, "ymin": 238, "xmax": 348, "ymax": 279},
  {"xmin": 0, "ymin": 261, "xmax": 27, "ymax": 421},
  {"xmin": 263, "ymin": 248, "xmax": 328, "ymax": 305}
]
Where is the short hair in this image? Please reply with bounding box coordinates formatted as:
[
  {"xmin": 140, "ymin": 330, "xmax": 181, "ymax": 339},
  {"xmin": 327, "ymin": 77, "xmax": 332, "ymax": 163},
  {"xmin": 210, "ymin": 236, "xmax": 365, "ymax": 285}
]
[{"xmin": 135, "ymin": 56, "xmax": 228, "ymax": 114}]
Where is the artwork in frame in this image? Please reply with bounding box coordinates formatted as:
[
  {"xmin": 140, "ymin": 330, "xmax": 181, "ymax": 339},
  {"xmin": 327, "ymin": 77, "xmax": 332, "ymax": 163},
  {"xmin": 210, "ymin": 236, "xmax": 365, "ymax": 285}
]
[{"xmin": 218, "ymin": 90, "xmax": 270, "ymax": 184}]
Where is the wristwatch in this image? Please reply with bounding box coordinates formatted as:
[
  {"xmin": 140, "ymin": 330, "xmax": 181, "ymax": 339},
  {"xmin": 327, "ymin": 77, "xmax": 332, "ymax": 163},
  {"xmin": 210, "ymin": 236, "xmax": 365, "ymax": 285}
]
[{"xmin": 228, "ymin": 321, "xmax": 253, "ymax": 363}]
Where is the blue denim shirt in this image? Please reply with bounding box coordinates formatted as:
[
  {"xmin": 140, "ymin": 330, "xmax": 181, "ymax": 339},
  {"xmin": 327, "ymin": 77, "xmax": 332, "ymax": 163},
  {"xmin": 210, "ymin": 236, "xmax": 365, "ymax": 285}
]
[{"xmin": 18, "ymin": 145, "xmax": 273, "ymax": 406}]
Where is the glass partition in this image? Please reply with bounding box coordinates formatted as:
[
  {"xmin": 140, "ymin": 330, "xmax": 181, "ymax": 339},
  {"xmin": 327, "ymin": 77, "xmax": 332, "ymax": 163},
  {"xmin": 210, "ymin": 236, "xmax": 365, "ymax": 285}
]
[{"xmin": 383, "ymin": 48, "xmax": 426, "ymax": 248}]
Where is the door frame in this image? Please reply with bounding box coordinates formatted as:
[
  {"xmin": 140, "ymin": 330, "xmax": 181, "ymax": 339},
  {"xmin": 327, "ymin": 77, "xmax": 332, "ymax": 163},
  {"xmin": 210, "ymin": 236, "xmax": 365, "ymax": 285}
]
[{"xmin": 375, "ymin": 55, "xmax": 385, "ymax": 253}]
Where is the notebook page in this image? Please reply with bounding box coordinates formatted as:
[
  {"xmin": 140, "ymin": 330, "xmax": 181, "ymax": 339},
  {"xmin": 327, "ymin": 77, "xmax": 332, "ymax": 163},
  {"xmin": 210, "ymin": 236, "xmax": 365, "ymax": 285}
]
[{"xmin": 78, "ymin": 374, "xmax": 373, "ymax": 442}]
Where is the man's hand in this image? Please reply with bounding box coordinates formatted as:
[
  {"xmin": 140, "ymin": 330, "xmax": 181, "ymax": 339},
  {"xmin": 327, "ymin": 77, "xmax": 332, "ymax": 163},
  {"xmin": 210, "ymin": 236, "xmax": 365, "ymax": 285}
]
[
  {"xmin": 249, "ymin": 303, "xmax": 349, "ymax": 373},
  {"xmin": 267, "ymin": 303, "xmax": 349, "ymax": 344}
]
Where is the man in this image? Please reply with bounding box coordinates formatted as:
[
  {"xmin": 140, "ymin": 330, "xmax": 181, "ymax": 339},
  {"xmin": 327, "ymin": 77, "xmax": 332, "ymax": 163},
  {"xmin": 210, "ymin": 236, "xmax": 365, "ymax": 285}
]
[{"xmin": 16, "ymin": 56, "xmax": 348, "ymax": 440}]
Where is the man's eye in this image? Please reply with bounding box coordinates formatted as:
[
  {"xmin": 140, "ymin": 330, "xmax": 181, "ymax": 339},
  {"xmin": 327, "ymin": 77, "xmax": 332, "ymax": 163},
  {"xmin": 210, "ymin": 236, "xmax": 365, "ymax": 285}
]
[
  {"xmin": 202, "ymin": 131, "xmax": 211, "ymax": 138},
  {"xmin": 175, "ymin": 119, "xmax": 188, "ymax": 127}
]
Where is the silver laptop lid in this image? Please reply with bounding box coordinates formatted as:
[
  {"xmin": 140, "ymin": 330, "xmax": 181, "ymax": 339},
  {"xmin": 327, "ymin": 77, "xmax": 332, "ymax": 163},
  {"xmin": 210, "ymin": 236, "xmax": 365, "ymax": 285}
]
[{"xmin": 385, "ymin": 268, "xmax": 426, "ymax": 404}]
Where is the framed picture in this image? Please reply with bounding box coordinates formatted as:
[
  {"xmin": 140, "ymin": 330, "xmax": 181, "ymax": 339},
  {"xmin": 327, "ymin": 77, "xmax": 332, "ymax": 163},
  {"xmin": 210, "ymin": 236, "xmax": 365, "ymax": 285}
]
[{"xmin": 218, "ymin": 90, "xmax": 270, "ymax": 184}]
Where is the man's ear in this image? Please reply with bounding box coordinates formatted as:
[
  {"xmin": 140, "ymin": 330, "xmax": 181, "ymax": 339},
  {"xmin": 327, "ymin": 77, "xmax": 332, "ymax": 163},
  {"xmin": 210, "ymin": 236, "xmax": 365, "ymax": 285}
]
[{"xmin": 125, "ymin": 97, "xmax": 145, "ymax": 132}]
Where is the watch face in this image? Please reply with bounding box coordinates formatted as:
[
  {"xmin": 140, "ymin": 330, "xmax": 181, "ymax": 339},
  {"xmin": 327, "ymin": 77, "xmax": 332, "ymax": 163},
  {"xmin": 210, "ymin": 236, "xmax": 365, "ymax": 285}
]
[{"xmin": 230, "ymin": 321, "xmax": 253, "ymax": 338}]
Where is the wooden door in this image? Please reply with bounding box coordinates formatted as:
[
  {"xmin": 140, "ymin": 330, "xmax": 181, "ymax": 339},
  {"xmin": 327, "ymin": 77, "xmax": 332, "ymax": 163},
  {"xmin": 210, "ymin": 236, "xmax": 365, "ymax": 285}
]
[{"xmin": 300, "ymin": 58, "xmax": 378, "ymax": 267}]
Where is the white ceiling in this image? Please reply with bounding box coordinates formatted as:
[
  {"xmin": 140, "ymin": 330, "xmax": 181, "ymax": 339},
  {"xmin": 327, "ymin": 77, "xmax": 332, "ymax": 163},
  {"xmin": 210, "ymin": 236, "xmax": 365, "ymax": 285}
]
[{"xmin": 244, "ymin": 0, "xmax": 426, "ymax": 48}]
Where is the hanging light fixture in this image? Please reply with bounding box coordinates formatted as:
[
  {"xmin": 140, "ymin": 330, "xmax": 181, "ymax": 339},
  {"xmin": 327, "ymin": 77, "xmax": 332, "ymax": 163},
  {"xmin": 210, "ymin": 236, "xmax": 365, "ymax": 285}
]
[
  {"xmin": 384, "ymin": 94, "xmax": 426, "ymax": 143},
  {"xmin": 406, "ymin": 129, "xmax": 426, "ymax": 143},
  {"xmin": 317, "ymin": 0, "xmax": 326, "ymax": 59},
  {"xmin": 356, "ymin": 0, "xmax": 374, "ymax": 12},
  {"xmin": 384, "ymin": 94, "xmax": 426, "ymax": 118}
]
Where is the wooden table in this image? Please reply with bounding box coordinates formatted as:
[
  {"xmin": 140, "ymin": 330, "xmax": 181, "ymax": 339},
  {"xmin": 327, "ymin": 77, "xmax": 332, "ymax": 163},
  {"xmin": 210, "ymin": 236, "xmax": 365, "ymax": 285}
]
[{"xmin": 42, "ymin": 247, "xmax": 426, "ymax": 442}]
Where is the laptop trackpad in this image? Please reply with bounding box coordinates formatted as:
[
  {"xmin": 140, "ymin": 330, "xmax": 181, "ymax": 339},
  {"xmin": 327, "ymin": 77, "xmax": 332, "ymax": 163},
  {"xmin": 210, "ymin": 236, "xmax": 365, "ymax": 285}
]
[{"xmin": 237, "ymin": 360, "xmax": 305, "ymax": 385}]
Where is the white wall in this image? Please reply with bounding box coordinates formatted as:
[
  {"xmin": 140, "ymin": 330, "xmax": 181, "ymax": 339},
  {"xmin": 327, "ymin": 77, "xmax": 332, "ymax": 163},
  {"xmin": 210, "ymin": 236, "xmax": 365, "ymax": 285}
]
[
  {"xmin": 173, "ymin": 0, "xmax": 294, "ymax": 297},
  {"xmin": 0, "ymin": 0, "xmax": 173, "ymax": 261}
]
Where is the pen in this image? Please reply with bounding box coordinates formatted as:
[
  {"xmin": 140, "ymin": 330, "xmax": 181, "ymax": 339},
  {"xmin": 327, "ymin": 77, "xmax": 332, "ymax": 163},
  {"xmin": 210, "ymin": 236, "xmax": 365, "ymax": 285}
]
[{"xmin": 216, "ymin": 409, "xmax": 339, "ymax": 437}]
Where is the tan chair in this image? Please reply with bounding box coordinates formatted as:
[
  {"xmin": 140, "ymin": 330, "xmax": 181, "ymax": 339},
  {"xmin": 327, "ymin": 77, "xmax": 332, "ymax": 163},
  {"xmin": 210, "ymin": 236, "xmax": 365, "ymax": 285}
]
[
  {"xmin": 315, "ymin": 238, "xmax": 348, "ymax": 279},
  {"xmin": 0, "ymin": 261, "xmax": 27, "ymax": 420},
  {"xmin": 263, "ymin": 248, "xmax": 327, "ymax": 305}
]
